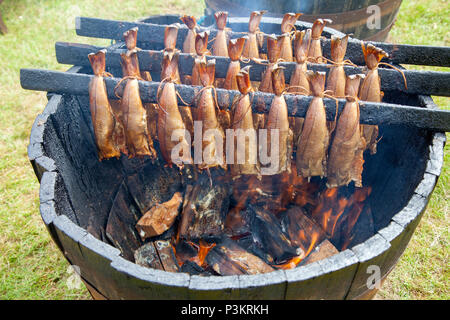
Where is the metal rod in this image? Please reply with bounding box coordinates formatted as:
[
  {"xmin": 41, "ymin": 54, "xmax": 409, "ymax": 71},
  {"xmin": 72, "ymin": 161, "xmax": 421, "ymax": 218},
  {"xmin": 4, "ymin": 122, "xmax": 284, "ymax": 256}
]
[
  {"xmin": 75, "ymin": 16, "xmax": 450, "ymax": 67},
  {"xmin": 20, "ymin": 68, "xmax": 450, "ymax": 132},
  {"xmin": 56, "ymin": 41, "xmax": 450, "ymax": 97}
]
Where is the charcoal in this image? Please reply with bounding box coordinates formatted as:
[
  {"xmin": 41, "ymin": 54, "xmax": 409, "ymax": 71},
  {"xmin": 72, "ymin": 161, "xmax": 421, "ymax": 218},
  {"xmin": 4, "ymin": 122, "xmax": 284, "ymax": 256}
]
[
  {"xmin": 174, "ymin": 240, "xmax": 198, "ymax": 265},
  {"xmin": 105, "ymin": 182, "xmax": 143, "ymax": 261},
  {"xmin": 154, "ymin": 240, "xmax": 180, "ymax": 273},
  {"xmin": 248, "ymin": 205, "xmax": 299, "ymax": 265},
  {"xmin": 180, "ymin": 260, "xmax": 212, "ymax": 276},
  {"xmin": 126, "ymin": 160, "xmax": 182, "ymax": 214},
  {"xmin": 280, "ymin": 206, "xmax": 326, "ymax": 251},
  {"xmin": 134, "ymin": 240, "xmax": 179, "ymax": 272},
  {"xmin": 134, "ymin": 242, "xmax": 164, "ymax": 270},
  {"xmin": 178, "ymin": 173, "xmax": 232, "ymax": 240},
  {"xmin": 300, "ymin": 239, "xmax": 339, "ymax": 266},
  {"xmin": 224, "ymin": 206, "xmax": 254, "ymax": 237},
  {"xmin": 205, "ymin": 237, "xmax": 274, "ymax": 275}
]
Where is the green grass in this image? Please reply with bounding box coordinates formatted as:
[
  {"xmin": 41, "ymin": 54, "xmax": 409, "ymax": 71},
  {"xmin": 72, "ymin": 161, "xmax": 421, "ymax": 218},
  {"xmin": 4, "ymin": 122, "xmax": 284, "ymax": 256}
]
[
  {"xmin": 0, "ymin": 0, "xmax": 204, "ymax": 300},
  {"xmin": 0, "ymin": 0, "xmax": 447, "ymax": 300},
  {"xmin": 375, "ymin": 0, "xmax": 449, "ymax": 299}
]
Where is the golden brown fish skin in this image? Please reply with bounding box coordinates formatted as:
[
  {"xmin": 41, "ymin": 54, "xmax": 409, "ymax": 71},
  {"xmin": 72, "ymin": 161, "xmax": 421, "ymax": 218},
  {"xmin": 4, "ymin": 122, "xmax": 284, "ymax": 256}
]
[
  {"xmin": 264, "ymin": 65, "xmax": 293, "ymax": 175},
  {"xmin": 120, "ymin": 49, "xmax": 158, "ymax": 146},
  {"xmin": 109, "ymin": 99, "xmax": 128, "ymax": 155},
  {"xmin": 279, "ymin": 13, "xmax": 302, "ymax": 62},
  {"xmin": 145, "ymin": 102, "xmax": 159, "ymax": 143},
  {"xmin": 161, "ymin": 49, "xmax": 181, "ymax": 84},
  {"xmin": 327, "ymin": 74, "xmax": 366, "ymax": 188},
  {"xmin": 212, "ymin": 11, "xmax": 229, "ymax": 57},
  {"xmin": 196, "ymin": 59, "xmax": 226, "ymax": 170},
  {"xmin": 157, "ymin": 80, "xmax": 192, "ymax": 167},
  {"xmin": 308, "ymin": 19, "xmax": 332, "ymax": 64},
  {"xmin": 288, "ymin": 30, "xmax": 311, "ymax": 144},
  {"xmin": 120, "ymin": 78, "xmax": 156, "ymax": 159},
  {"xmin": 296, "ymin": 71, "xmax": 329, "ymax": 178},
  {"xmin": 326, "ymin": 35, "xmax": 350, "ymax": 98},
  {"xmin": 289, "ymin": 30, "xmax": 311, "ymax": 93},
  {"xmin": 123, "ymin": 27, "xmax": 153, "ymax": 81},
  {"xmin": 221, "ymin": 37, "xmax": 246, "ymax": 131},
  {"xmin": 160, "ymin": 49, "xmax": 193, "ymax": 138},
  {"xmin": 242, "ymin": 11, "xmax": 266, "ymax": 59},
  {"xmin": 180, "ymin": 15, "xmax": 197, "ymax": 54},
  {"xmin": 259, "ymin": 35, "xmax": 282, "ymax": 93},
  {"xmin": 359, "ymin": 43, "xmax": 388, "ymax": 155},
  {"xmin": 88, "ymin": 50, "xmax": 121, "ymax": 161},
  {"xmin": 164, "ymin": 24, "xmax": 179, "ymax": 51},
  {"xmin": 224, "ymin": 37, "xmax": 247, "ymax": 90},
  {"xmin": 230, "ymin": 67, "xmax": 259, "ymax": 177},
  {"xmin": 255, "ymin": 35, "xmax": 280, "ymax": 130},
  {"xmin": 191, "ymin": 32, "xmax": 210, "ymax": 87}
]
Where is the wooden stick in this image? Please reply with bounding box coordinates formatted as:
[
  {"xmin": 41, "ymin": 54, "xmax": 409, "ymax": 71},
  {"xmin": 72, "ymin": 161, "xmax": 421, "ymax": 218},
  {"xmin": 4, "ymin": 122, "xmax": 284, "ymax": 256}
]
[
  {"xmin": 20, "ymin": 68, "xmax": 450, "ymax": 132},
  {"xmin": 75, "ymin": 16, "xmax": 450, "ymax": 67},
  {"xmin": 55, "ymin": 42, "xmax": 450, "ymax": 97}
]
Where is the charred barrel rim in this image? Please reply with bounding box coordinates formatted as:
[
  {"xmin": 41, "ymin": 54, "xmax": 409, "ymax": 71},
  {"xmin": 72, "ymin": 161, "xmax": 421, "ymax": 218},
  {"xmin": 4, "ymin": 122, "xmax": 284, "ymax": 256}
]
[{"xmin": 31, "ymin": 77, "xmax": 445, "ymax": 299}]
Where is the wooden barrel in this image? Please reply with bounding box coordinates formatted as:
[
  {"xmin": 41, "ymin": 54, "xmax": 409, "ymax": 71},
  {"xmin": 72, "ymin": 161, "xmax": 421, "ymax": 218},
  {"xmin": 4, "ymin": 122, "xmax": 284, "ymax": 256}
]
[{"xmin": 205, "ymin": 0, "xmax": 403, "ymax": 41}]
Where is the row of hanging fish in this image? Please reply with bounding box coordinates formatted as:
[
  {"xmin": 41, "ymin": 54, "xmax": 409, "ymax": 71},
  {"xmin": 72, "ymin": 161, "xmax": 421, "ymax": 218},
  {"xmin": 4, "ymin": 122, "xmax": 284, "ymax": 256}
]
[{"xmin": 88, "ymin": 11, "xmax": 389, "ymax": 189}]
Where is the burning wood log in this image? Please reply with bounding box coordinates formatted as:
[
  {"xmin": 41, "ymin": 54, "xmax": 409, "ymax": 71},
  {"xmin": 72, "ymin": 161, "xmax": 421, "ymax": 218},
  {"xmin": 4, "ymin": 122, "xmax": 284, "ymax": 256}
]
[
  {"xmin": 126, "ymin": 161, "xmax": 182, "ymax": 214},
  {"xmin": 229, "ymin": 203, "xmax": 298, "ymax": 265},
  {"xmin": 302, "ymin": 239, "xmax": 339, "ymax": 265},
  {"xmin": 174, "ymin": 239, "xmax": 216, "ymax": 274},
  {"xmin": 134, "ymin": 242, "xmax": 164, "ymax": 270},
  {"xmin": 134, "ymin": 240, "xmax": 180, "ymax": 272},
  {"xmin": 136, "ymin": 191, "xmax": 183, "ymax": 240},
  {"xmin": 205, "ymin": 237, "xmax": 274, "ymax": 275},
  {"xmin": 280, "ymin": 206, "xmax": 326, "ymax": 249},
  {"xmin": 180, "ymin": 260, "xmax": 212, "ymax": 275},
  {"xmin": 278, "ymin": 206, "xmax": 339, "ymax": 268},
  {"xmin": 178, "ymin": 174, "xmax": 232, "ymax": 240},
  {"xmin": 154, "ymin": 239, "xmax": 180, "ymax": 272}
]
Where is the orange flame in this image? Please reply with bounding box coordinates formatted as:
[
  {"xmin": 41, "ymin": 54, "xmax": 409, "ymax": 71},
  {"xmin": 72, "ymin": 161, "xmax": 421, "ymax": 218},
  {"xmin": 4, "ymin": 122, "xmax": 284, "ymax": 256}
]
[
  {"xmin": 276, "ymin": 231, "xmax": 320, "ymax": 270},
  {"xmin": 187, "ymin": 240, "xmax": 216, "ymax": 267}
]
